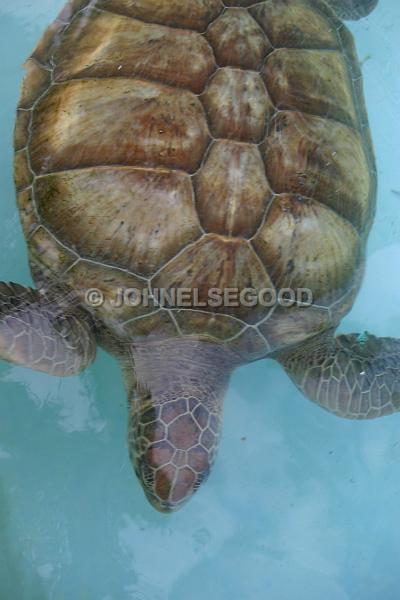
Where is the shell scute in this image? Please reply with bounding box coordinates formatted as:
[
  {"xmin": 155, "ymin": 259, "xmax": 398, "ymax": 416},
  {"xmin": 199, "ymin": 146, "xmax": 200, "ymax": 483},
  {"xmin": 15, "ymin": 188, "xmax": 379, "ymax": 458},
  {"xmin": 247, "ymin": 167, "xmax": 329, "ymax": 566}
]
[
  {"xmin": 262, "ymin": 111, "xmax": 371, "ymax": 231},
  {"xmin": 96, "ymin": 0, "xmax": 224, "ymax": 31},
  {"xmin": 252, "ymin": 194, "xmax": 361, "ymax": 305},
  {"xmin": 35, "ymin": 167, "xmax": 202, "ymax": 276},
  {"xmin": 259, "ymin": 304, "xmax": 332, "ymax": 354},
  {"xmin": 53, "ymin": 9, "xmax": 216, "ymax": 93},
  {"xmin": 195, "ymin": 141, "xmax": 272, "ymax": 238},
  {"xmin": 250, "ymin": 0, "xmax": 339, "ymax": 49},
  {"xmin": 16, "ymin": 0, "xmax": 377, "ymax": 360},
  {"xmin": 263, "ymin": 48, "xmax": 357, "ymax": 127},
  {"xmin": 202, "ymin": 68, "xmax": 274, "ymax": 144},
  {"xmin": 29, "ymin": 226, "xmax": 78, "ymax": 279},
  {"xmin": 206, "ymin": 8, "xmax": 272, "ymax": 70},
  {"xmin": 228, "ymin": 327, "xmax": 270, "ymax": 361},
  {"xmin": 173, "ymin": 310, "xmax": 244, "ymax": 341},
  {"xmin": 14, "ymin": 110, "xmax": 31, "ymax": 152},
  {"xmin": 30, "ymin": 79, "xmax": 210, "ymax": 175},
  {"xmin": 123, "ymin": 311, "xmax": 178, "ymax": 339},
  {"xmin": 16, "ymin": 188, "xmax": 39, "ymax": 239},
  {"xmin": 66, "ymin": 260, "xmax": 155, "ymax": 324},
  {"xmin": 14, "ymin": 149, "xmax": 32, "ymax": 191},
  {"xmin": 152, "ymin": 234, "xmax": 274, "ymax": 323},
  {"xmin": 18, "ymin": 60, "xmax": 51, "ymax": 110}
]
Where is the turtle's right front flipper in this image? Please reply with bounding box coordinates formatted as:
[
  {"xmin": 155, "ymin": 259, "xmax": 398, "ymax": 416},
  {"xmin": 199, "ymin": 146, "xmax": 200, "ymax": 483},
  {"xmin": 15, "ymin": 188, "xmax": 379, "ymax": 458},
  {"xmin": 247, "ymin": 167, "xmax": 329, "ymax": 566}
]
[
  {"xmin": 0, "ymin": 283, "xmax": 96, "ymax": 376},
  {"xmin": 278, "ymin": 331, "xmax": 400, "ymax": 419}
]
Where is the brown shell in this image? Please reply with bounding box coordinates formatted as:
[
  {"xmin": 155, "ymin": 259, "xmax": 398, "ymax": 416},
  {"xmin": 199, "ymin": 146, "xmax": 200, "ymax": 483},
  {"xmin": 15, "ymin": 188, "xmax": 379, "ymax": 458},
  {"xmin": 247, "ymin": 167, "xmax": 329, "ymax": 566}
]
[{"xmin": 14, "ymin": 0, "xmax": 376, "ymax": 360}]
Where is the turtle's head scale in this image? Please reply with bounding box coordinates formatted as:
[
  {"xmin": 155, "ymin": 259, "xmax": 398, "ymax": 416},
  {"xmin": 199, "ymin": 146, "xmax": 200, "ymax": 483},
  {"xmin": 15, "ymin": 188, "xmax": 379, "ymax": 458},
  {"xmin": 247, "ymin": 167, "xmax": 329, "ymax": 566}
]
[{"xmin": 126, "ymin": 336, "xmax": 238, "ymax": 512}]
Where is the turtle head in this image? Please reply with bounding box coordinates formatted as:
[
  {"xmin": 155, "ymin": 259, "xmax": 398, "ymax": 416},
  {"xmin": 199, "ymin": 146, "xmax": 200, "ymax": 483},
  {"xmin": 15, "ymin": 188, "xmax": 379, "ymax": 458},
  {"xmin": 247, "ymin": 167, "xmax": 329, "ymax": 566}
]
[
  {"xmin": 127, "ymin": 336, "xmax": 237, "ymax": 512},
  {"xmin": 131, "ymin": 392, "xmax": 219, "ymax": 513}
]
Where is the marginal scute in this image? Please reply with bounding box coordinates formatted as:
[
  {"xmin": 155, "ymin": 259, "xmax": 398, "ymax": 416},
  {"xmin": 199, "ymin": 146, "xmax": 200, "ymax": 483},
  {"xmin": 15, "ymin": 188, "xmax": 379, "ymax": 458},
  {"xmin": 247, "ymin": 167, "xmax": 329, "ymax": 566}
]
[
  {"xmin": 250, "ymin": 1, "xmax": 339, "ymax": 49},
  {"xmin": 30, "ymin": 79, "xmax": 210, "ymax": 175},
  {"xmin": 206, "ymin": 8, "xmax": 272, "ymax": 70},
  {"xmin": 252, "ymin": 194, "xmax": 361, "ymax": 305},
  {"xmin": 14, "ymin": 110, "xmax": 31, "ymax": 151},
  {"xmin": 336, "ymin": 20, "xmax": 362, "ymax": 79},
  {"xmin": 224, "ymin": 0, "xmax": 257, "ymax": 6},
  {"xmin": 66, "ymin": 260, "xmax": 155, "ymax": 323},
  {"xmin": 336, "ymin": 21, "xmax": 373, "ymax": 138},
  {"xmin": 263, "ymin": 49, "xmax": 357, "ymax": 127},
  {"xmin": 263, "ymin": 111, "xmax": 371, "ymax": 230},
  {"xmin": 28, "ymin": 226, "xmax": 78, "ymax": 278},
  {"xmin": 152, "ymin": 234, "xmax": 274, "ymax": 323},
  {"xmin": 323, "ymin": 0, "xmax": 378, "ymax": 20},
  {"xmin": 195, "ymin": 141, "xmax": 272, "ymax": 238},
  {"xmin": 259, "ymin": 304, "xmax": 333, "ymax": 353},
  {"xmin": 18, "ymin": 60, "xmax": 51, "ymax": 110},
  {"xmin": 227, "ymin": 327, "xmax": 270, "ymax": 361},
  {"xmin": 96, "ymin": 0, "xmax": 224, "ymax": 32},
  {"xmin": 16, "ymin": 188, "xmax": 39, "ymax": 238},
  {"xmin": 30, "ymin": 0, "xmax": 90, "ymax": 65},
  {"xmin": 173, "ymin": 310, "xmax": 244, "ymax": 341},
  {"xmin": 14, "ymin": 149, "xmax": 32, "ymax": 191},
  {"xmin": 54, "ymin": 10, "xmax": 216, "ymax": 94},
  {"xmin": 57, "ymin": 0, "xmax": 91, "ymax": 21},
  {"xmin": 329, "ymin": 266, "xmax": 365, "ymax": 325},
  {"xmin": 123, "ymin": 311, "xmax": 179, "ymax": 339},
  {"xmin": 35, "ymin": 167, "xmax": 202, "ymax": 276},
  {"xmin": 31, "ymin": 21, "xmax": 67, "ymax": 66},
  {"xmin": 202, "ymin": 68, "xmax": 274, "ymax": 144}
]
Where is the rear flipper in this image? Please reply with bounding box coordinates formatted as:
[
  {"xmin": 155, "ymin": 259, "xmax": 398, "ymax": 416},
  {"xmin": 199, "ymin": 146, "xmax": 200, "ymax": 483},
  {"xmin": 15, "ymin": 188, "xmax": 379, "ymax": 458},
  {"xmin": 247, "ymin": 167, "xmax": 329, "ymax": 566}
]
[
  {"xmin": 0, "ymin": 282, "xmax": 96, "ymax": 376},
  {"xmin": 325, "ymin": 0, "xmax": 378, "ymax": 19},
  {"xmin": 278, "ymin": 331, "xmax": 400, "ymax": 419}
]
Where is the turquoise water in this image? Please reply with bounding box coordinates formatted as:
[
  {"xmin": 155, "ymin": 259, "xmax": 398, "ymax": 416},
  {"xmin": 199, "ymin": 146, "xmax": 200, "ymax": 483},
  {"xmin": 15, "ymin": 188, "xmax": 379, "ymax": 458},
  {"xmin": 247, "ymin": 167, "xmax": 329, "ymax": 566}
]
[{"xmin": 1, "ymin": 1, "xmax": 400, "ymax": 598}]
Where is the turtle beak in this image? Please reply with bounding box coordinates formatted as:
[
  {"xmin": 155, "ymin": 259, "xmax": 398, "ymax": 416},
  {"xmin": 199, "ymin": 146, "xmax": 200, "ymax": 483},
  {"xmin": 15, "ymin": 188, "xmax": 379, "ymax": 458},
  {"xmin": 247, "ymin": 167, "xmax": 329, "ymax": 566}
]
[{"xmin": 139, "ymin": 458, "xmax": 209, "ymax": 514}]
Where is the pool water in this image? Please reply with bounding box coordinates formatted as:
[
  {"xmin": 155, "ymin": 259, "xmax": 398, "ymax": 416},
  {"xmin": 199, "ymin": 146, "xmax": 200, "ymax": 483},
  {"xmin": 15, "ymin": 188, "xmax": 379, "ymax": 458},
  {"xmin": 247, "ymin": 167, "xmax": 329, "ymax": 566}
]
[{"xmin": 0, "ymin": 1, "xmax": 400, "ymax": 598}]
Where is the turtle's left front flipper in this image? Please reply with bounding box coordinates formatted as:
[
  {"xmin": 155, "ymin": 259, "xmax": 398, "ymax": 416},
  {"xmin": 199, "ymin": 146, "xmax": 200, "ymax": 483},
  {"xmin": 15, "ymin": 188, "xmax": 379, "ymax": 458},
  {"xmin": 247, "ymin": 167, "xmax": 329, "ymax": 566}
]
[
  {"xmin": 0, "ymin": 282, "xmax": 96, "ymax": 376},
  {"xmin": 278, "ymin": 331, "xmax": 400, "ymax": 419}
]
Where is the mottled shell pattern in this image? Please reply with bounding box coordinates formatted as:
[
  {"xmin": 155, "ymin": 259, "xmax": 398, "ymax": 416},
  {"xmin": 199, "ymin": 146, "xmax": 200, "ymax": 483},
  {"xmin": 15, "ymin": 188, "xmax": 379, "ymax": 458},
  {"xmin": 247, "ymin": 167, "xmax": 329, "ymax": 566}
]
[{"xmin": 14, "ymin": 0, "xmax": 376, "ymax": 362}]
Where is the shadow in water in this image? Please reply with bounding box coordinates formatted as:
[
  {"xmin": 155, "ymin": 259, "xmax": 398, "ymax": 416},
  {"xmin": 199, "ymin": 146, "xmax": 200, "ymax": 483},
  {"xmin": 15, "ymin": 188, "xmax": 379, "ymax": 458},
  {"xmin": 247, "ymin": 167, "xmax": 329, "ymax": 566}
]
[{"xmin": 0, "ymin": 480, "xmax": 48, "ymax": 600}]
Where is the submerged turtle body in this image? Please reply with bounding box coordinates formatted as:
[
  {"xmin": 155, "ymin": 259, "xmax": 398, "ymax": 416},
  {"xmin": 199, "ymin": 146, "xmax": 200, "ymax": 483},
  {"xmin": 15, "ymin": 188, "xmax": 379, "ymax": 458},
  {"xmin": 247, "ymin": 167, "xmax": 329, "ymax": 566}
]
[
  {"xmin": 8, "ymin": 0, "xmax": 392, "ymax": 513},
  {"xmin": 14, "ymin": 0, "xmax": 376, "ymax": 361}
]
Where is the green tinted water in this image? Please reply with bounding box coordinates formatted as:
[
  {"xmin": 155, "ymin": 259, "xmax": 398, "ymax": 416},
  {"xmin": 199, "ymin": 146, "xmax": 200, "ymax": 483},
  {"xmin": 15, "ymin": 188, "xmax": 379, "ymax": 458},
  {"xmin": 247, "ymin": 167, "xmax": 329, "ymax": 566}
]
[{"xmin": 0, "ymin": 1, "xmax": 400, "ymax": 598}]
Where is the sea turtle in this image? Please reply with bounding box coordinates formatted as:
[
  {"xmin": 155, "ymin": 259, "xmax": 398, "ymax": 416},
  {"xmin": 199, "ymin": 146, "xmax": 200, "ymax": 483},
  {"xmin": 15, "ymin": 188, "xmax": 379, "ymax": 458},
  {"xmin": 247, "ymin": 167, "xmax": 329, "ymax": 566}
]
[{"xmin": 4, "ymin": 0, "xmax": 396, "ymax": 513}]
